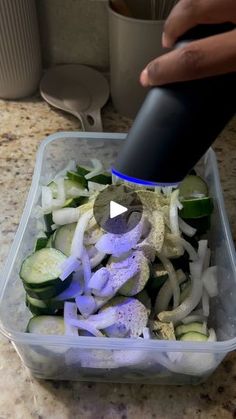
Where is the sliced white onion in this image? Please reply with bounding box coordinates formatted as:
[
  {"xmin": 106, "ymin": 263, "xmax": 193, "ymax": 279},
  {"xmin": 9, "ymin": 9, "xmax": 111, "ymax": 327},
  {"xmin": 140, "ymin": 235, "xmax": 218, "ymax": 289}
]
[
  {"xmin": 156, "ymin": 252, "xmax": 180, "ymax": 309},
  {"xmin": 170, "ymin": 190, "xmax": 180, "ymax": 235},
  {"xmin": 158, "ymin": 260, "xmax": 203, "ymax": 323},
  {"xmin": 202, "ymin": 266, "xmax": 218, "ymax": 298},
  {"xmin": 75, "ymin": 295, "xmax": 97, "ymax": 317},
  {"xmin": 59, "ymin": 256, "xmax": 81, "ymax": 281},
  {"xmin": 96, "ymin": 219, "xmax": 143, "ymax": 257},
  {"xmin": 142, "ymin": 327, "xmax": 151, "ymax": 339},
  {"xmin": 181, "ymin": 314, "xmax": 207, "ymax": 324},
  {"xmin": 198, "ymin": 240, "xmax": 208, "ymax": 259},
  {"xmin": 42, "ymin": 186, "xmax": 53, "ymax": 213},
  {"xmin": 90, "ymin": 250, "xmax": 106, "ymax": 269},
  {"xmin": 68, "ymin": 318, "xmax": 104, "ymax": 337},
  {"xmin": 64, "ymin": 302, "xmax": 78, "ymax": 336},
  {"xmin": 85, "ymin": 158, "xmax": 103, "ymax": 180},
  {"xmin": 202, "ymin": 288, "xmax": 210, "ymax": 317},
  {"xmin": 88, "ymin": 268, "xmax": 110, "ymax": 292},
  {"xmin": 78, "ymin": 307, "xmax": 116, "ymax": 329},
  {"xmin": 81, "ymin": 247, "xmax": 91, "ymax": 294},
  {"xmin": 71, "ymin": 209, "xmax": 93, "ymax": 259},
  {"xmin": 52, "ymin": 207, "xmax": 80, "ymax": 226},
  {"xmin": 51, "ymin": 177, "xmax": 66, "ymax": 209},
  {"xmin": 154, "ymin": 269, "xmax": 186, "ymax": 314},
  {"xmin": 167, "ymin": 234, "xmax": 198, "ymax": 261},
  {"xmin": 208, "ymin": 328, "xmax": 217, "ymax": 342},
  {"xmin": 178, "ymin": 217, "xmax": 197, "ymax": 237},
  {"xmin": 53, "ymin": 160, "xmax": 76, "ymax": 181},
  {"xmin": 203, "ymin": 248, "xmax": 211, "ymax": 271}
]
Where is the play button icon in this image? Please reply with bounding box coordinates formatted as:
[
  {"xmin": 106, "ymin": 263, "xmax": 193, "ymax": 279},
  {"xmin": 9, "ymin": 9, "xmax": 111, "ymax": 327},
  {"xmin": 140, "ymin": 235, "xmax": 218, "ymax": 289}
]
[
  {"xmin": 93, "ymin": 184, "xmax": 143, "ymax": 234},
  {"xmin": 110, "ymin": 201, "xmax": 128, "ymax": 219}
]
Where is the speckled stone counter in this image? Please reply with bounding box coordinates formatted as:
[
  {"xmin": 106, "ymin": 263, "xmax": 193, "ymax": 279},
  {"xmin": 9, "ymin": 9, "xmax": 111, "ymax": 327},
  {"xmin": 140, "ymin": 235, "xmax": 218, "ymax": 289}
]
[{"xmin": 0, "ymin": 96, "xmax": 236, "ymax": 419}]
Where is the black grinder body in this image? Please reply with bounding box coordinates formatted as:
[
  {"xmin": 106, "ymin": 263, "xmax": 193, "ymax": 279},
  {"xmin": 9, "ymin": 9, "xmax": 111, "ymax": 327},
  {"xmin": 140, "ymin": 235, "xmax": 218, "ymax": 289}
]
[{"xmin": 113, "ymin": 24, "xmax": 236, "ymax": 185}]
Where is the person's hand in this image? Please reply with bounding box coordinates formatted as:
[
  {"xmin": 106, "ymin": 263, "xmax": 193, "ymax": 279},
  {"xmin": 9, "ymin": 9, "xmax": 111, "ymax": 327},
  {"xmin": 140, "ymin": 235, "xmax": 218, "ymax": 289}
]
[{"xmin": 140, "ymin": 0, "xmax": 236, "ymax": 86}]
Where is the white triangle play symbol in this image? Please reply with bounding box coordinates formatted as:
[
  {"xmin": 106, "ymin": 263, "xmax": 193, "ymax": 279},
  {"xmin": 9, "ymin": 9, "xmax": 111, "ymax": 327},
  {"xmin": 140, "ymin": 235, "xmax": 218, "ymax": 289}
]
[{"xmin": 110, "ymin": 201, "xmax": 128, "ymax": 219}]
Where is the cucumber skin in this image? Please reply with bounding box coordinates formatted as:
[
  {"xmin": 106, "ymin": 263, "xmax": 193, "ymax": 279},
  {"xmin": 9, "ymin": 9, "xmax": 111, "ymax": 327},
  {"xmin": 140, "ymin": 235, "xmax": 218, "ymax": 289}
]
[
  {"xmin": 26, "ymin": 299, "xmax": 60, "ymax": 316},
  {"xmin": 44, "ymin": 213, "xmax": 54, "ymax": 234},
  {"xmin": 23, "ymin": 275, "xmax": 72, "ymax": 300},
  {"xmin": 179, "ymin": 197, "xmax": 214, "ymax": 219},
  {"xmin": 22, "ymin": 275, "xmax": 66, "ymax": 290},
  {"xmin": 20, "ymin": 248, "xmax": 68, "ymax": 289},
  {"xmin": 26, "ymin": 316, "xmax": 65, "ymax": 335},
  {"xmin": 35, "ymin": 238, "xmax": 48, "ymax": 252}
]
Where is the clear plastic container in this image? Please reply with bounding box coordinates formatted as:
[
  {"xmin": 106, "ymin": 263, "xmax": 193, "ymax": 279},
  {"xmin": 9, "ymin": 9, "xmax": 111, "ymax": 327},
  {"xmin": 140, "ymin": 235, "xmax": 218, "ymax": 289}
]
[{"xmin": 0, "ymin": 132, "xmax": 236, "ymax": 385}]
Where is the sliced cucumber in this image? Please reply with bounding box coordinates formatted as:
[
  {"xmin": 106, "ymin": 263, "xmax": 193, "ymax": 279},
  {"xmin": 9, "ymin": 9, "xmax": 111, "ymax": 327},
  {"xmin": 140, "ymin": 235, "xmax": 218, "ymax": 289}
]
[
  {"xmin": 179, "ymin": 197, "xmax": 214, "ymax": 219},
  {"xmin": 67, "ymin": 171, "xmax": 87, "ymax": 189},
  {"xmin": 35, "ymin": 237, "xmax": 48, "ymax": 252},
  {"xmin": 179, "ymin": 175, "xmax": 208, "ymax": 199},
  {"xmin": 20, "ymin": 248, "xmax": 68, "ymax": 288},
  {"xmin": 175, "ymin": 322, "xmax": 205, "ymax": 338},
  {"xmin": 186, "ymin": 216, "xmax": 211, "ymax": 234},
  {"xmin": 26, "ymin": 316, "xmax": 65, "ymax": 335},
  {"xmin": 63, "ymin": 197, "xmax": 88, "ymax": 208},
  {"xmin": 54, "ymin": 223, "xmax": 76, "ymax": 257},
  {"xmin": 26, "ymin": 294, "xmax": 60, "ymax": 316},
  {"xmin": 23, "ymin": 276, "xmax": 72, "ymax": 299},
  {"xmin": 76, "ymin": 165, "xmax": 112, "ymax": 185},
  {"xmin": 54, "ymin": 277, "xmax": 83, "ymax": 301},
  {"xmin": 76, "ymin": 165, "xmax": 90, "ymax": 176},
  {"xmin": 179, "ymin": 331, "xmax": 208, "ymax": 342},
  {"xmin": 49, "ymin": 179, "xmax": 87, "ymax": 199},
  {"xmin": 89, "ymin": 173, "xmax": 112, "ymax": 185},
  {"xmin": 44, "ymin": 213, "xmax": 54, "ymax": 234}
]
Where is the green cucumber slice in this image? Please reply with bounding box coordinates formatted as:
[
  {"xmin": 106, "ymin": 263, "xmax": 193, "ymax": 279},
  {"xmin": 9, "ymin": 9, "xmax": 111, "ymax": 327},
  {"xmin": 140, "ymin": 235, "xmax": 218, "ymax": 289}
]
[
  {"xmin": 179, "ymin": 197, "xmax": 214, "ymax": 219},
  {"xmin": 20, "ymin": 248, "xmax": 67, "ymax": 288},
  {"xmin": 76, "ymin": 165, "xmax": 112, "ymax": 185},
  {"xmin": 44, "ymin": 213, "xmax": 54, "ymax": 234},
  {"xmin": 35, "ymin": 237, "xmax": 48, "ymax": 252},
  {"xmin": 175, "ymin": 322, "xmax": 205, "ymax": 338},
  {"xmin": 54, "ymin": 223, "xmax": 76, "ymax": 257},
  {"xmin": 23, "ymin": 276, "xmax": 72, "ymax": 299},
  {"xmin": 179, "ymin": 332, "xmax": 208, "ymax": 342},
  {"xmin": 26, "ymin": 316, "xmax": 65, "ymax": 335},
  {"xmin": 26, "ymin": 294, "xmax": 60, "ymax": 316},
  {"xmin": 89, "ymin": 173, "xmax": 112, "ymax": 185},
  {"xmin": 179, "ymin": 175, "xmax": 208, "ymax": 199},
  {"xmin": 63, "ymin": 197, "xmax": 88, "ymax": 208},
  {"xmin": 76, "ymin": 165, "xmax": 90, "ymax": 176},
  {"xmin": 67, "ymin": 171, "xmax": 87, "ymax": 189}
]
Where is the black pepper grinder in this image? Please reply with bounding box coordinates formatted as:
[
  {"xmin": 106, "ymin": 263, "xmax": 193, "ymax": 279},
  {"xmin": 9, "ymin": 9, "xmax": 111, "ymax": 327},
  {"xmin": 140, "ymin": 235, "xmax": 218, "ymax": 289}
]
[{"xmin": 112, "ymin": 23, "xmax": 236, "ymax": 186}]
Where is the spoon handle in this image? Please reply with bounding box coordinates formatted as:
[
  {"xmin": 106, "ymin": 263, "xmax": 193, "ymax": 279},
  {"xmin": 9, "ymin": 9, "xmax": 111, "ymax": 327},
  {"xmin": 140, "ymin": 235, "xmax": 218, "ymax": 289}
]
[{"xmin": 75, "ymin": 109, "xmax": 103, "ymax": 132}]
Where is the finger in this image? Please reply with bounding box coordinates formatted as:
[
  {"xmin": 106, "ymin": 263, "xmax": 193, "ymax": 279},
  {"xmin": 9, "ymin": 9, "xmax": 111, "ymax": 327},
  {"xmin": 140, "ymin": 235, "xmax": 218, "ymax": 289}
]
[
  {"xmin": 163, "ymin": 0, "xmax": 236, "ymax": 48},
  {"xmin": 140, "ymin": 30, "xmax": 236, "ymax": 86}
]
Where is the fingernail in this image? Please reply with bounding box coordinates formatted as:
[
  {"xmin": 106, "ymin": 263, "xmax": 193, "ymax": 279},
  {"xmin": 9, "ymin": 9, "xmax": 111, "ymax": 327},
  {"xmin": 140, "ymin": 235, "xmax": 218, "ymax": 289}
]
[
  {"xmin": 162, "ymin": 32, "xmax": 172, "ymax": 48},
  {"xmin": 140, "ymin": 68, "xmax": 149, "ymax": 87}
]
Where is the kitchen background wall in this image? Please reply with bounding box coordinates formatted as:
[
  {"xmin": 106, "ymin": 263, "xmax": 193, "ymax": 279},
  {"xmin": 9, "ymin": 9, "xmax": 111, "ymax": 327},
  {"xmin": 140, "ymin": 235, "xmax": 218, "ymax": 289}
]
[{"xmin": 37, "ymin": 0, "xmax": 109, "ymax": 70}]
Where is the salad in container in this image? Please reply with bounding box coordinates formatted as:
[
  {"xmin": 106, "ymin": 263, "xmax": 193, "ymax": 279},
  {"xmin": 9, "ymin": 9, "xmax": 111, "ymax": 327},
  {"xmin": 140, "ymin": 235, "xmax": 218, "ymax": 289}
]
[{"xmin": 0, "ymin": 132, "xmax": 236, "ymax": 385}]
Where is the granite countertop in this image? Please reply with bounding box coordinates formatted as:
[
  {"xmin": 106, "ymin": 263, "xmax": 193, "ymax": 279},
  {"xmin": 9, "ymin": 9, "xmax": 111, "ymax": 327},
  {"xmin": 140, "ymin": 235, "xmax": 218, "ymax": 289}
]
[{"xmin": 0, "ymin": 95, "xmax": 236, "ymax": 419}]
